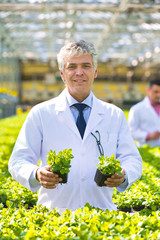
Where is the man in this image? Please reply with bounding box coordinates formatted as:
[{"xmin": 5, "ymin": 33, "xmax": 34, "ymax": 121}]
[
  {"xmin": 8, "ymin": 40, "xmax": 142, "ymax": 212},
  {"xmin": 128, "ymin": 79, "xmax": 160, "ymax": 147}
]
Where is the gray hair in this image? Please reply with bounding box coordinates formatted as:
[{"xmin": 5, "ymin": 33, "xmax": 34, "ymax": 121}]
[{"xmin": 57, "ymin": 40, "xmax": 97, "ymax": 72}]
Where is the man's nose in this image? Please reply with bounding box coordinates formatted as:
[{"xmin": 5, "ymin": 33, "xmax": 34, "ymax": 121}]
[{"xmin": 76, "ymin": 66, "xmax": 83, "ymax": 75}]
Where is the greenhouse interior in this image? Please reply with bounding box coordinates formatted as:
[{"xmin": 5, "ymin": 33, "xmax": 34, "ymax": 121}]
[
  {"xmin": 0, "ymin": 1, "xmax": 160, "ymax": 239},
  {"xmin": 0, "ymin": 0, "xmax": 160, "ymax": 119}
]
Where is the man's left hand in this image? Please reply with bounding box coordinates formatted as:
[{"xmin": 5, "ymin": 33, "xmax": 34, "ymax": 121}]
[{"xmin": 104, "ymin": 169, "xmax": 125, "ymax": 187}]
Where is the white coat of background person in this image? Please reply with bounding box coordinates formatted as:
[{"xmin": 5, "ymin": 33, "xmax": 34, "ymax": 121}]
[
  {"xmin": 128, "ymin": 79, "xmax": 160, "ymax": 147},
  {"xmin": 8, "ymin": 40, "xmax": 142, "ymax": 212}
]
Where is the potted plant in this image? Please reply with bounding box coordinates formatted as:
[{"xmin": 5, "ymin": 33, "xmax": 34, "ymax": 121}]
[
  {"xmin": 47, "ymin": 148, "xmax": 73, "ymax": 184},
  {"xmin": 94, "ymin": 154, "xmax": 122, "ymax": 187}
]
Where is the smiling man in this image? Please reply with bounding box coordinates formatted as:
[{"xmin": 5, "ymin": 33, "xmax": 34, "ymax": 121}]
[
  {"xmin": 60, "ymin": 54, "xmax": 97, "ymax": 102},
  {"xmin": 8, "ymin": 40, "xmax": 142, "ymax": 212},
  {"xmin": 128, "ymin": 79, "xmax": 160, "ymax": 147}
]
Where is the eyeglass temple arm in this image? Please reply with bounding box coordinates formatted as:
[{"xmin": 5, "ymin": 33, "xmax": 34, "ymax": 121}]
[{"xmin": 91, "ymin": 132, "xmax": 104, "ymax": 156}]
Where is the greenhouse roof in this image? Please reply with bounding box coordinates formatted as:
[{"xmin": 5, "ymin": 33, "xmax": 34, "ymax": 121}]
[{"xmin": 0, "ymin": 0, "xmax": 160, "ymax": 69}]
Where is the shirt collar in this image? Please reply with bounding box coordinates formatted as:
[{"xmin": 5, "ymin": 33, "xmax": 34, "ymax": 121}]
[{"xmin": 66, "ymin": 89, "xmax": 93, "ymax": 108}]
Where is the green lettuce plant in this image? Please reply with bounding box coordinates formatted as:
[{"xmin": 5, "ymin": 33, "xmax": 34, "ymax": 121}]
[
  {"xmin": 95, "ymin": 154, "xmax": 122, "ymax": 176},
  {"xmin": 47, "ymin": 149, "xmax": 73, "ymax": 175}
]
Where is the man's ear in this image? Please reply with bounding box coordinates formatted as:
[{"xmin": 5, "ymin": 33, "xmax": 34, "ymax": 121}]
[
  {"xmin": 60, "ymin": 71, "xmax": 65, "ymax": 82},
  {"xmin": 94, "ymin": 68, "xmax": 98, "ymax": 79},
  {"xmin": 146, "ymin": 87, "xmax": 150, "ymax": 94}
]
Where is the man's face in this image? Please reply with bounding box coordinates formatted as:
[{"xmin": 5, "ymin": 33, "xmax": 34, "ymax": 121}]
[
  {"xmin": 147, "ymin": 84, "xmax": 160, "ymax": 105},
  {"xmin": 60, "ymin": 54, "xmax": 97, "ymax": 102}
]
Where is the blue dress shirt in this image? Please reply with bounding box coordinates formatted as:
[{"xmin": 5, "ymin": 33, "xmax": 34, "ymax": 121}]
[{"xmin": 66, "ymin": 90, "xmax": 93, "ymax": 124}]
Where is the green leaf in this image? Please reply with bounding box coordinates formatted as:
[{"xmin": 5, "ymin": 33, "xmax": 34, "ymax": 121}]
[{"xmin": 116, "ymin": 171, "xmax": 123, "ymax": 177}]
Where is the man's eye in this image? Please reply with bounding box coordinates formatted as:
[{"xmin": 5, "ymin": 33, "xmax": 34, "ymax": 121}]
[
  {"xmin": 83, "ymin": 64, "xmax": 91, "ymax": 68},
  {"xmin": 68, "ymin": 65, "xmax": 76, "ymax": 69}
]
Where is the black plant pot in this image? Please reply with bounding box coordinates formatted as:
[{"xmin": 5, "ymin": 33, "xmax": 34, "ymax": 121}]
[
  {"xmin": 54, "ymin": 171, "xmax": 68, "ymax": 184},
  {"xmin": 132, "ymin": 205, "xmax": 145, "ymax": 211},
  {"xmin": 118, "ymin": 207, "xmax": 132, "ymax": 213},
  {"xmin": 94, "ymin": 169, "xmax": 112, "ymax": 187}
]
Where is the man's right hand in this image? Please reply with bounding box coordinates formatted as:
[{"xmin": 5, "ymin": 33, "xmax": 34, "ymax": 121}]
[{"xmin": 36, "ymin": 166, "xmax": 62, "ymax": 189}]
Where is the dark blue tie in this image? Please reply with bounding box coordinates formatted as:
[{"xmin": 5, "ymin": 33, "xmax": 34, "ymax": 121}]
[{"xmin": 73, "ymin": 103, "xmax": 87, "ymax": 138}]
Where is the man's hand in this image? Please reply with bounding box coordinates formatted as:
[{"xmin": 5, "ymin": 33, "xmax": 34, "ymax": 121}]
[
  {"xmin": 104, "ymin": 169, "xmax": 125, "ymax": 188},
  {"xmin": 36, "ymin": 166, "xmax": 62, "ymax": 189},
  {"xmin": 147, "ymin": 131, "xmax": 160, "ymax": 141}
]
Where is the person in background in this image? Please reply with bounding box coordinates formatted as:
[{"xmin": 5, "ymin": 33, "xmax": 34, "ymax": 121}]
[
  {"xmin": 8, "ymin": 40, "xmax": 142, "ymax": 212},
  {"xmin": 128, "ymin": 79, "xmax": 160, "ymax": 147}
]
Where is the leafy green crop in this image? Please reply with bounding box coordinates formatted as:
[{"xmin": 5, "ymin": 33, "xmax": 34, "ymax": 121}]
[
  {"xmin": 0, "ymin": 111, "xmax": 160, "ymax": 240},
  {"xmin": 96, "ymin": 154, "xmax": 122, "ymax": 176},
  {"xmin": 47, "ymin": 149, "xmax": 73, "ymax": 174},
  {"xmin": 0, "ymin": 204, "xmax": 160, "ymax": 240}
]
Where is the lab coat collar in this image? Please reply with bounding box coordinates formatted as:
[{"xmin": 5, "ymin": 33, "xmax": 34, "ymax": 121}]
[
  {"xmin": 144, "ymin": 96, "xmax": 155, "ymax": 110},
  {"xmin": 83, "ymin": 94, "xmax": 105, "ymax": 139},
  {"xmin": 55, "ymin": 89, "xmax": 79, "ymax": 137},
  {"xmin": 55, "ymin": 88, "xmax": 68, "ymax": 111},
  {"xmin": 143, "ymin": 96, "xmax": 151, "ymax": 106},
  {"xmin": 143, "ymin": 96, "xmax": 159, "ymax": 119}
]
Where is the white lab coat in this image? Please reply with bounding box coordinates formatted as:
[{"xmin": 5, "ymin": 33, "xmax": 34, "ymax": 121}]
[
  {"xmin": 9, "ymin": 89, "xmax": 142, "ymax": 211},
  {"xmin": 128, "ymin": 96, "xmax": 160, "ymax": 147}
]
